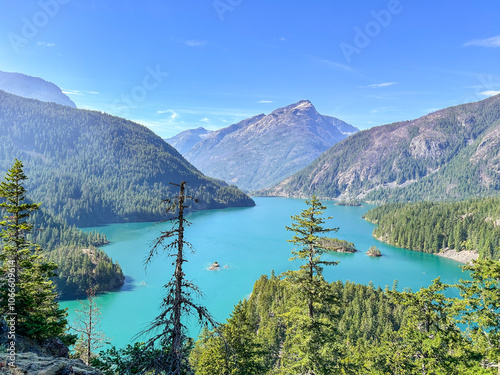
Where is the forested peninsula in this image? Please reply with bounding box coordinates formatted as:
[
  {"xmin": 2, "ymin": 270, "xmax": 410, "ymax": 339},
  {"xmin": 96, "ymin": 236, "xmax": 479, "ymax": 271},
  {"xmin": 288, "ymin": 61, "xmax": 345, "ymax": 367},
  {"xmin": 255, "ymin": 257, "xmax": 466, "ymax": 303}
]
[{"xmin": 363, "ymin": 197, "xmax": 500, "ymax": 260}]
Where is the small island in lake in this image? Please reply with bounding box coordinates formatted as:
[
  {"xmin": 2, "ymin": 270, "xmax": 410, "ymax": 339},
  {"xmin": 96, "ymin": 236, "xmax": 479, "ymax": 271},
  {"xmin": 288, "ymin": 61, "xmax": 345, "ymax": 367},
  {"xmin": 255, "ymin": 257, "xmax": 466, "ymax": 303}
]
[
  {"xmin": 366, "ymin": 246, "xmax": 382, "ymax": 257},
  {"xmin": 208, "ymin": 261, "xmax": 220, "ymax": 271},
  {"xmin": 335, "ymin": 199, "xmax": 362, "ymax": 207},
  {"xmin": 318, "ymin": 238, "xmax": 357, "ymax": 253}
]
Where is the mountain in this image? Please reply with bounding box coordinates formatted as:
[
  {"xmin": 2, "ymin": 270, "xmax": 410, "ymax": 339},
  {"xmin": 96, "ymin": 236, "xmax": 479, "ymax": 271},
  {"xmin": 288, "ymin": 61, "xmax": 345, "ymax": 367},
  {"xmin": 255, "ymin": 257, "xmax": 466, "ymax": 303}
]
[
  {"xmin": 184, "ymin": 100, "xmax": 358, "ymax": 191},
  {"xmin": 0, "ymin": 90, "xmax": 254, "ymax": 226},
  {"xmin": 263, "ymin": 94, "xmax": 500, "ymax": 202},
  {"xmin": 165, "ymin": 127, "xmax": 213, "ymax": 154},
  {"xmin": 0, "ymin": 70, "xmax": 76, "ymax": 108}
]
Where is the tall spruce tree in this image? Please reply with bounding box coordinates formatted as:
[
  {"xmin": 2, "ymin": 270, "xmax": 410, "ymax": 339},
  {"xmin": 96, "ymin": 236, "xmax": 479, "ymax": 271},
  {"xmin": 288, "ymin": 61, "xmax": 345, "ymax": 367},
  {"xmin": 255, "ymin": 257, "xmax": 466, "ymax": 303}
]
[
  {"xmin": 280, "ymin": 196, "xmax": 342, "ymax": 374},
  {"xmin": 284, "ymin": 195, "xmax": 339, "ymax": 319},
  {"xmin": 0, "ymin": 159, "xmax": 68, "ymax": 340}
]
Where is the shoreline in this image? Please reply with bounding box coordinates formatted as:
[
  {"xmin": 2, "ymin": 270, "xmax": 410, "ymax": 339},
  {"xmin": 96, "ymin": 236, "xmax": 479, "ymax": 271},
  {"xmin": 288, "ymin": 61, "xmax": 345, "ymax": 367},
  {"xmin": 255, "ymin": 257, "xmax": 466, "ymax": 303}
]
[{"xmin": 435, "ymin": 249, "xmax": 479, "ymax": 264}]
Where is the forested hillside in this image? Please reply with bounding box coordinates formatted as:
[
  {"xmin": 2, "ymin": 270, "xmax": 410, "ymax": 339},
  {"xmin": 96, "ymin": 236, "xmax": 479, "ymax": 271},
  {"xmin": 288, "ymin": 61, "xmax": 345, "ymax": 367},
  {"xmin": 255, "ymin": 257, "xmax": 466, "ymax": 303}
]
[
  {"xmin": 364, "ymin": 197, "xmax": 500, "ymax": 260},
  {"xmin": 0, "ymin": 90, "xmax": 254, "ymax": 227},
  {"xmin": 264, "ymin": 94, "xmax": 500, "ymax": 202}
]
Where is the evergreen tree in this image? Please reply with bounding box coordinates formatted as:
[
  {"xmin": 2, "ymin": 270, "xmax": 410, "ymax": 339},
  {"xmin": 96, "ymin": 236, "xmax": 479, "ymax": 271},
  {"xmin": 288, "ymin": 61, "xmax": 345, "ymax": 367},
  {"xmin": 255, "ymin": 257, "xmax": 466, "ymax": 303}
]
[
  {"xmin": 284, "ymin": 195, "xmax": 339, "ymax": 319},
  {"xmin": 280, "ymin": 196, "xmax": 342, "ymax": 374},
  {"xmin": 0, "ymin": 159, "xmax": 69, "ymax": 341},
  {"xmin": 455, "ymin": 259, "xmax": 500, "ymax": 374}
]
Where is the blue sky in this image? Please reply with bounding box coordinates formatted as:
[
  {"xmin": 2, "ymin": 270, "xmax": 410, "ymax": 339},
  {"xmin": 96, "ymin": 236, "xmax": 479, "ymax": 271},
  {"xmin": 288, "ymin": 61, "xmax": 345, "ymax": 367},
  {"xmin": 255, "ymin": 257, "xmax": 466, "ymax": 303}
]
[{"xmin": 1, "ymin": 0, "xmax": 500, "ymax": 138}]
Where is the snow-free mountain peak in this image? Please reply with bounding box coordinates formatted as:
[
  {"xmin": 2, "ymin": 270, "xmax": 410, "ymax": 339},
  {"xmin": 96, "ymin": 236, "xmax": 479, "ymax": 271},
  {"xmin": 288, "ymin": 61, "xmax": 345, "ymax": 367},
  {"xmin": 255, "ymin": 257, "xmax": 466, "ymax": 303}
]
[{"xmin": 181, "ymin": 100, "xmax": 359, "ymax": 191}]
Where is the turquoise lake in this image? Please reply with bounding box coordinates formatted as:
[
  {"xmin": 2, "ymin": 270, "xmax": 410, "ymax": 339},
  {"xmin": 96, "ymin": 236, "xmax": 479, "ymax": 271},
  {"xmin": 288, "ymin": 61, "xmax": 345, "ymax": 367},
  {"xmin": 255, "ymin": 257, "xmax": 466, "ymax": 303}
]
[{"xmin": 61, "ymin": 197, "xmax": 467, "ymax": 349}]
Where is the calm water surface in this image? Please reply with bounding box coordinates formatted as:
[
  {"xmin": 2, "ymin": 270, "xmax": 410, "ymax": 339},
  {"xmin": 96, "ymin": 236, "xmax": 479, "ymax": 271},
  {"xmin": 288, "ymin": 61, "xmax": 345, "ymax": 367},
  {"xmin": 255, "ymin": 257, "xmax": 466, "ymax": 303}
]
[{"xmin": 61, "ymin": 197, "xmax": 466, "ymax": 349}]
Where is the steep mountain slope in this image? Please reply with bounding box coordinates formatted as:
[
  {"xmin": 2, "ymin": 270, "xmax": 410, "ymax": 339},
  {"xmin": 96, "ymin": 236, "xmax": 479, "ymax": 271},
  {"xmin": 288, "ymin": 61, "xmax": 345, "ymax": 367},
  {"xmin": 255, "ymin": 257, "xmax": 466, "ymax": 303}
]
[
  {"xmin": 264, "ymin": 94, "xmax": 500, "ymax": 202},
  {"xmin": 185, "ymin": 100, "xmax": 358, "ymax": 191},
  {"xmin": 165, "ymin": 127, "xmax": 213, "ymax": 154},
  {"xmin": 0, "ymin": 70, "xmax": 76, "ymax": 108},
  {"xmin": 0, "ymin": 90, "xmax": 254, "ymax": 226}
]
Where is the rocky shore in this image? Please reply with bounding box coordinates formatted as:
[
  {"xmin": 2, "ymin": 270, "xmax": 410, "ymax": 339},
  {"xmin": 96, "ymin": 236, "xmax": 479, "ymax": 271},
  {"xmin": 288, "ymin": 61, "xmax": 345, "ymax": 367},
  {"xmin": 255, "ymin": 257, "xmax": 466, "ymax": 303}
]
[{"xmin": 435, "ymin": 249, "xmax": 479, "ymax": 264}]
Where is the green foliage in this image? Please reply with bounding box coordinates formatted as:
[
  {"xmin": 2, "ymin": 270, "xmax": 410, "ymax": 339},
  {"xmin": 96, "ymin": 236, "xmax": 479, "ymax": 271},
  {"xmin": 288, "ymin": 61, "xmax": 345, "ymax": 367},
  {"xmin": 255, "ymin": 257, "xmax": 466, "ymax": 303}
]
[
  {"xmin": 0, "ymin": 90, "xmax": 254, "ymax": 227},
  {"xmin": 364, "ymin": 197, "xmax": 500, "ymax": 259},
  {"xmin": 48, "ymin": 246, "xmax": 124, "ymax": 299},
  {"xmin": 366, "ymin": 246, "xmax": 382, "ymax": 257},
  {"xmin": 317, "ymin": 237, "xmax": 356, "ymax": 253},
  {"xmin": 455, "ymin": 259, "xmax": 500, "ymax": 370},
  {"xmin": 284, "ymin": 196, "xmax": 339, "ymax": 319},
  {"xmin": 0, "ymin": 159, "xmax": 68, "ymax": 341}
]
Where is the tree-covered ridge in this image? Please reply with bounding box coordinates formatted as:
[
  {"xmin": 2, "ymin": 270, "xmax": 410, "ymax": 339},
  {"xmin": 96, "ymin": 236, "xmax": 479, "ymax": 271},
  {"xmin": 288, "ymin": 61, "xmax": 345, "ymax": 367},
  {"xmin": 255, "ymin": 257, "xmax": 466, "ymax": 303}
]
[
  {"xmin": 0, "ymin": 90, "xmax": 254, "ymax": 227},
  {"xmin": 0, "ymin": 162, "xmax": 124, "ymax": 300},
  {"xmin": 363, "ymin": 197, "xmax": 500, "ymax": 260},
  {"xmin": 48, "ymin": 246, "xmax": 124, "ymax": 300},
  {"xmin": 30, "ymin": 208, "xmax": 123, "ymax": 299},
  {"xmin": 263, "ymin": 94, "xmax": 500, "ymax": 203}
]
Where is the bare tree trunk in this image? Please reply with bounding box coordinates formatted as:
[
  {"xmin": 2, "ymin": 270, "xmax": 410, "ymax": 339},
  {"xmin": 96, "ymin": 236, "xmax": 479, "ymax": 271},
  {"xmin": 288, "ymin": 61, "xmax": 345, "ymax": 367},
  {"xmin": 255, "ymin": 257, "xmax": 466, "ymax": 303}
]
[{"xmin": 173, "ymin": 181, "xmax": 186, "ymax": 372}]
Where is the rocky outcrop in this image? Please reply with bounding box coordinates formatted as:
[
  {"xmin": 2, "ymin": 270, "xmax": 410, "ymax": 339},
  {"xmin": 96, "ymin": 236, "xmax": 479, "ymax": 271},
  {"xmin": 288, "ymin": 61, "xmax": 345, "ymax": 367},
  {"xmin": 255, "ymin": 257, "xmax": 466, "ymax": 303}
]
[{"xmin": 0, "ymin": 353, "xmax": 102, "ymax": 375}]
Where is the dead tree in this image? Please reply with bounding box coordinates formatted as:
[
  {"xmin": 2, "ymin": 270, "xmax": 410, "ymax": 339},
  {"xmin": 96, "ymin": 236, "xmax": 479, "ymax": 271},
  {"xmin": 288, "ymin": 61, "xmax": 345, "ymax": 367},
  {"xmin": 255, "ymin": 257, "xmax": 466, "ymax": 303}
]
[
  {"xmin": 140, "ymin": 181, "xmax": 218, "ymax": 374},
  {"xmin": 72, "ymin": 287, "xmax": 108, "ymax": 365}
]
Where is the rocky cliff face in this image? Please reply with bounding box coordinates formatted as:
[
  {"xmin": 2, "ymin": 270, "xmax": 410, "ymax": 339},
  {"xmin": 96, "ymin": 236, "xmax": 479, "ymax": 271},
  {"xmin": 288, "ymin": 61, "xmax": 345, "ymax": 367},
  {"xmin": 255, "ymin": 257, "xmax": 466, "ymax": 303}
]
[
  {"xmin": 0, "ymin": 70, "xmax": 76, "ymax": 108},
  {"xmin": 263, "ymin": 94, "xmax": 500, "ymax": 202},
  {"xmin": 184, "ymin": 100, "xmax": 358, "ymax": 191}
]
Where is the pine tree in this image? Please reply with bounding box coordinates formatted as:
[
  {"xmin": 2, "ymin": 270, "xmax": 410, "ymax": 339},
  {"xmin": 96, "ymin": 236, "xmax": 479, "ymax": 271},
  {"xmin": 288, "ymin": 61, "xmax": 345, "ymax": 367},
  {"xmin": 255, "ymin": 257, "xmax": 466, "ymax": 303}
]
[
  {"xmin": 280, "ymin": 196, "xmax": 342, "ymax": 374},
  {"xmin": 0, "ymin": 159, "xmax": 69, "ymax": 341},
  {"xmin": 284, "ymin": 195, "xmax": 339, "ymax": 319}
]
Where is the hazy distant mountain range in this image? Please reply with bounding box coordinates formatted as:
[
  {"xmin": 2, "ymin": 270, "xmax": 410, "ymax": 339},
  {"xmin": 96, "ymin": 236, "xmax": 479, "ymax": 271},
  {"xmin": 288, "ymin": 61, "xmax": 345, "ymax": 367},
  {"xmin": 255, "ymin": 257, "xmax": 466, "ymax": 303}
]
[
  {"xmin": 0, "ymin": 90, "xmax": 254, "ymax": 226},
  {"xmin": 170, "ymin": 100, "xmax": 358, "ymax": 191},
  {"xmin": 0, "ymin": 70, "xmax": 76, "ymax": 108},
  {"xmin": 165, "ymin": 127, "xmax": 213, "ymax": 154},
  {"xmin": 263, "ymin": 94, "xmax": 500, "ymax": 202}
]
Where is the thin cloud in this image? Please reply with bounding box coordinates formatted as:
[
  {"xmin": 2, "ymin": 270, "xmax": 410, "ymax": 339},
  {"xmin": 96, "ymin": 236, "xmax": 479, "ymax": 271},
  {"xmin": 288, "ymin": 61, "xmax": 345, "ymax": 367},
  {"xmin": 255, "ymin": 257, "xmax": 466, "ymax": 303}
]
[
  {"xmin": 359, "ymin": 82, "xmax": 398, "ymax": 88},
  {"xmin": 185, "ymin": 40, "xmax": 209, "ymax": 47},
  {"xmin": 258, "ymin": 100, "xmax": 273, "ymax": 103},
  {"xmin": 38, "ymin": 41, "xmax": 56, "ymax": 47},
  {"xmin": 62, "ymin": 89, "xmax": 100, "ymax": 96},
  {"xmin": 200, "ymin": 117, "xmax": 209, "ymax": 123},
  {"xmin": 318, "ymin": 59, "xmax": 353, "ymax": 72},
  {"xmin": 158, "ymin": 109, "xmax": 179, "ymax": 119},
  {"xmin": 464, "ymin": 36, "xmax": 500, "ymax": 48},
  {"xmin": 479, "ymin": 90, "xmax": 500, "ymax": 97}
]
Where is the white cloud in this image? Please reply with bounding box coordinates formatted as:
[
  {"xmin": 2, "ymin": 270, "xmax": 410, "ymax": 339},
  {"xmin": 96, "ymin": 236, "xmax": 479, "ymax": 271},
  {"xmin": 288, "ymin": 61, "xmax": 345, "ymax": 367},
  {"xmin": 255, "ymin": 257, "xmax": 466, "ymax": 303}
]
[
  {"xmin": 200, "ymin": 117, "xmax": 209, "ymax": 123},
  {"xmin": 185, "ymin": 40, "xmax": 209, "ymax": 47},
  {"xmin": 318, "ymin": 59, "xmax": 353, "ymax": 72},
  {"xmin": 369, "ymin": 106, "xmax": 397, "ymax": 114},
  {"xmin": 464, "ymin": 36, "xmax": 500, "ymax": 48},
  {"xmin": 479, "ymin": 90, "xmax": 500, "ymax": 97},
  {"xmin": 258, "ymin": 100, "xmax": 273, "ymax": 103},
  {"xmin": 62, "ymin": 89, "xmax": 100, "ymax": 96},
  {"xmin": 359, "ymin": 82, "xmax": 398, "ymax": 88},
  {"xmin": 157, "ymin": 109, "xmax": 179, "ymax": 119},
  {"xmin": 38, "ymin": 41, "xmax": 55, "ymax": 47}
]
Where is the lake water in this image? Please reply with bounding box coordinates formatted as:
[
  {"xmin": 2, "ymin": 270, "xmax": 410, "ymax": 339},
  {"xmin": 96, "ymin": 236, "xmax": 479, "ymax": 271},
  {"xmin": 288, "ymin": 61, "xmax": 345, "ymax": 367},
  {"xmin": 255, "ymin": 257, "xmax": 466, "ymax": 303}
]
[{"xmin": 61, "ymin": 197, "xmax": 467, "ymax": 349}]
